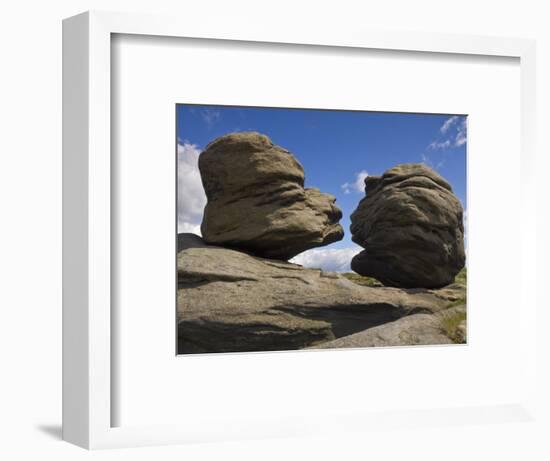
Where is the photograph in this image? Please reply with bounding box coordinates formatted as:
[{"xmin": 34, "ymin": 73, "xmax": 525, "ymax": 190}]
[{"xmin": 176, "ymin": 104, "xmax": 467, "ymax": 354}]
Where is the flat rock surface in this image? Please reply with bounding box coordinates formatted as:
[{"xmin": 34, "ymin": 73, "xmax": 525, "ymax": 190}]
[
  {"xmin": 312, "ymin": 305, "xmax": 466, "ymax": 349},
  {"xmin": 198, "ymin": 132, "xmax": 344, "ymax": 260},
  {"xmin": 350, "ymin": 163, "xmax": 465, "ymax": 288},
  {"xmin": 177, "ymin": 234, "xmax": 466, "ymax": 353}
]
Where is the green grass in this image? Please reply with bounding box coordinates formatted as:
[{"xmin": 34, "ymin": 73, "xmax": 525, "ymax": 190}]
[
  {"xmin": 447, "ymin": 267, "xmax": 467, "ymax": 307},
  {"xmin": 341, "ymin": 272, "xmax": 384, "ymax": 287},
  {"xmin": 454, "ymin": 267, "xmax": 467, "ymax": 286},
  {"xmin": 445, "ymin": 268, "xmax": 467, "ymax": 342},
  {"xmin": 439, "ymin": 310, "xmax": 467, "ymax": 343}
]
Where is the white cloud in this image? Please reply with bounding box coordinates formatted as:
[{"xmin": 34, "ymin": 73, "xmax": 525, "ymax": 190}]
[
  {"xmin": 440, "ymin": 115, "xmax": 459, "ymax": 133},
  {"xmin": 428, "ymin": 139, "xmax": 451, "ymax": 150},
  {"xmin": 429, "ymin": 116, "xmax": 467, "ymax": 150},
  {"xmin": 422, "ymin": 115, "xmax": 467, "ymax": 167},
  {"xmin": 354, "ymin": 170, "xmax": 369, "ymax": 192},
  {"xmin": 455, "ymin": 118, "xmax": 467, "ymax": 146},
  {"xmin": 178, "ymin": 142, "xmax": 207, "ymax": 234},
  {"xmin": 179, "ymin": 222, "xmax": 202, "ymax": 236},
  {"xmin": 201, "ymin": 109, "xmax": 221, "ymax": 127},
  {"xmin": 455, "ymin": 133, "xmax": 466, "ymax": 146},
  {"xmin": 341, "ymin": 170, "xmax": 369, "ymax": 194},
  {"xmin": 290, "ymin": 246, "xmax": 362, "ymax": 272}
]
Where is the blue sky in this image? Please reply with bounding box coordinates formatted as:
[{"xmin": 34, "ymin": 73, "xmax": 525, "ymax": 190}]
[{"xmin": 177, "ymin": 104, "xmax": 467, "ymax": 271}]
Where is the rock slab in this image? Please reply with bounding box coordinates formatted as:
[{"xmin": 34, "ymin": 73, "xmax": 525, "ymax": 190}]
[
  {"xmin": 350, "ymin": 163, "xmax": 465, "ymax": 288},
  {"xmin": 198, "ymin": 132, "xmax": 344, "ymax": 260},
  {"xmin": 313, "ymin": 305, "xmax": 466, "ymax": 349},
  {"xmin": 177, "ymin": 233, "xmax": 466, "ymax": 354}
]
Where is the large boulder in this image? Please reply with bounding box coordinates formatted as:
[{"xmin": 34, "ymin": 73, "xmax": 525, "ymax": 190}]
[
  {"xmin": 177, "ymin": 233, "xmax": 466, "ymax": 354},
  {"xmin": 198, "ymin": 132, "xmax": 344, "ymax": 260},
  {"xmin": 350, "ymin": 163, "xmax": 465, "ymax": 288}
]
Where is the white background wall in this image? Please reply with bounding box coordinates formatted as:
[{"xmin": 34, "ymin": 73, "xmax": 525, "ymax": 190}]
[{"xmin": 0, "ymin": 0, "xmax": 548, "ymax": 459}]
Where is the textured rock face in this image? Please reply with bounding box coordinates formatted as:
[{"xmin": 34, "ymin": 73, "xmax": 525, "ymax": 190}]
[
  {"xmin": 177, "ymin": 233, "xmax": 466, "ymax": 354},
  {"xmin": 198, "ymin": 132, "xmax": 344, "ymax": 260},
  {"xmin": 313, "ymin": 305, "xmax": 465, "ymax": 349},
  {"xmin": 350, "ymin": 163, "xmax": 465, "ymax": 288}
]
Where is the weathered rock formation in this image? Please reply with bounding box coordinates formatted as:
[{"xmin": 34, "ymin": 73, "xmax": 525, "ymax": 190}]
[
  {"xmin": 312, "ymin": 304, "xmax": 466, "ymax": 349},
  {"xmin": 198, "ymin": 132, "xmax": 344, "ymax": 260},
  {"xmin": 177, "ymin": 233, "xmax": 466, "ymax": 354},
  {"xmin": 350, "ymin": 163, "xmax": 465, "ymax": 288}
]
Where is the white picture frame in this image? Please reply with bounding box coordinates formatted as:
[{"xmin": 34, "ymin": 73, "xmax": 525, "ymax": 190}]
[{"xmin": 62, "ymin": 10, "xmax": 538, "ymax": 450}]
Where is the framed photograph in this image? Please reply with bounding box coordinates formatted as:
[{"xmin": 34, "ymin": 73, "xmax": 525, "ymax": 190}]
[
  {"xmin": 63, "ymin": 11, "xmax": 537, "ymax": 449},
  {"xmin": 176, "ymin": 105, "xmax": 468, "ymax": 355}
]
